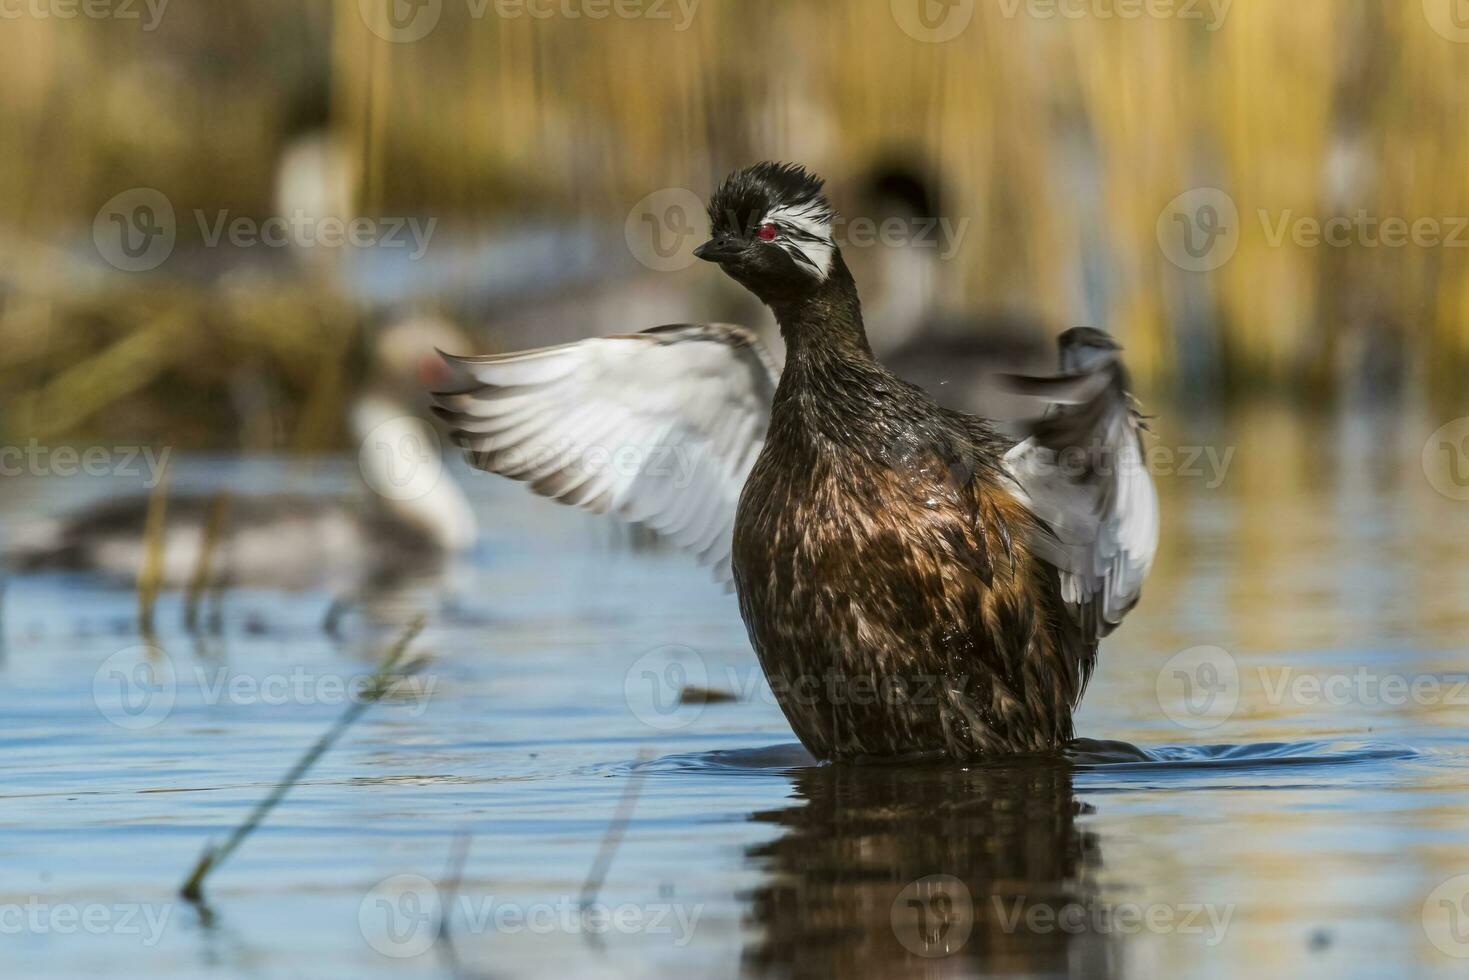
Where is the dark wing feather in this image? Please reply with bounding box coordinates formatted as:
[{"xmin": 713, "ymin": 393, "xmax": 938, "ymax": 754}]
[{"xmin": 1001, "ymin": 344, "xmax": 1158, "ymax": 639}]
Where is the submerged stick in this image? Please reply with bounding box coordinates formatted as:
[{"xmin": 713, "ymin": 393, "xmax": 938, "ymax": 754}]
[
  {"xmin": 180, "ymin": 616, "xmax": 429, "ymax": 902},
  {"xmin": 575, "ymin": 751, "xmax": 652, "ymax": 955},
  {"xmin": 579, "ymin": 750, "xmax": 651, "ymax": 912},
  {"xmin": 432, "ymin": 830, "xmax": 500, "ymax": 980}
]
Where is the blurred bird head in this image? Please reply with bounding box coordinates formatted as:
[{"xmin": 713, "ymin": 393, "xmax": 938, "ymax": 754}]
[
  {"xmin": 1057, "ymin": 326, "xmax": 1123, "ymax": 374},
  {"xmin": 371, "ymin": 313, "xmax": 475, "ymax": 403},
  {"xmin": 696, "ymin": 162, "xmax": 838, "ymax": 304}
]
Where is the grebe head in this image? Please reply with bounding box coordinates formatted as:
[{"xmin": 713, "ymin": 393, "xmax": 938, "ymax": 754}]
[{"xmin": 695, "ymin": 162, "xmax": 839, "ymax": 306}]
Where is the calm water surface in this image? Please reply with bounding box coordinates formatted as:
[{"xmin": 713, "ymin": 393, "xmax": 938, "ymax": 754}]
[{"xmin": 4, "ymin": 407, "xmax": 1469, "ymax": 978}]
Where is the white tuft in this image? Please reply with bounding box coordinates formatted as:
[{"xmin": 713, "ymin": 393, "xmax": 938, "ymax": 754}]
[{"xmin": 764, "ymin": 201, "xmax": 835, "ymax": 280}]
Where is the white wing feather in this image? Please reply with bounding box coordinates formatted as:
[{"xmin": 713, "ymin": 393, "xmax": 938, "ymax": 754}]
[{"xmin": 432, "ymin": 324, "xmax": 777, "ymax": 583}]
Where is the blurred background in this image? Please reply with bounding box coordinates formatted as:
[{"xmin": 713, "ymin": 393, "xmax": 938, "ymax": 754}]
[
  {"xmin": 10, "ymin": 0, "xmax": 1469, "ymax": 646},
  {"xmin": 5, "ymin": 0, "xmax": 1469, "ymax": 452}
]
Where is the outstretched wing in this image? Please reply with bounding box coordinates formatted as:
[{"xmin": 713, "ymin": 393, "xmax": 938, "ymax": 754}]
[
  {"xmin": 431, "ymin": 323, "xmax": 778, "ymax": 584},
  {"xmin": 1001, "ymin": 334, "xmax": 1158, "ymax": 639}
]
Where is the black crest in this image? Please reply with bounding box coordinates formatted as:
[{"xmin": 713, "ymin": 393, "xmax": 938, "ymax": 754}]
[{"xmin": 707, "ymin": 162, "xmax": 834, "ymax": 235}]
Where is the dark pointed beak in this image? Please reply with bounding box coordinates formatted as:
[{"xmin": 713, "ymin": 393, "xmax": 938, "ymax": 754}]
[{"xmin": 693, "ymin": 235, "xmax": 742, "ymax": 264}]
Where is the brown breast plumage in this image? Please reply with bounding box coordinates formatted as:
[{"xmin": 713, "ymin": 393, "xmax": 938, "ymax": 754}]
[{"xmin": 731, "ymin": 410, "xmax": 1093, "ymax": 762}]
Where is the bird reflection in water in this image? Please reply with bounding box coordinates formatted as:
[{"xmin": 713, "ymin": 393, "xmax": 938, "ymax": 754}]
[{"xmin": 741, "ymin": 760, "xmax": 1115, "ymax": 978}]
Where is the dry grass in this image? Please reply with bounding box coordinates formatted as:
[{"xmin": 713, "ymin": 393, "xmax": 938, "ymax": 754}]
[{"xmin": 3, "ymin": 0, "xmax": 1469, "ymax": 444}]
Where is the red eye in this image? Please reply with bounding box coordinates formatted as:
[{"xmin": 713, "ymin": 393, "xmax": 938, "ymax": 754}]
[{"xmin": 757, "ymin": 222, "xmax": 777, "ymax": 241}]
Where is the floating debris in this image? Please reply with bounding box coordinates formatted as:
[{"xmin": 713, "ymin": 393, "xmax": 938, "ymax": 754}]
[{"xmin": 677, "ymin": 685, "xmax": 738, "ymax": 705}]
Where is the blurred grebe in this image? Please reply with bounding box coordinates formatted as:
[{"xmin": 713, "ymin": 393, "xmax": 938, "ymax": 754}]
[
  {"xmin": 8, "ymin": 316, "xmax": 478, "ymax": 622},
  {"xmin": 432, "ymin": 162, "xmax": 1157, "ymax": 761},
  {"xmin": 846, "ymin": 163, "xmax": 1052, "ymax": 418}
]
